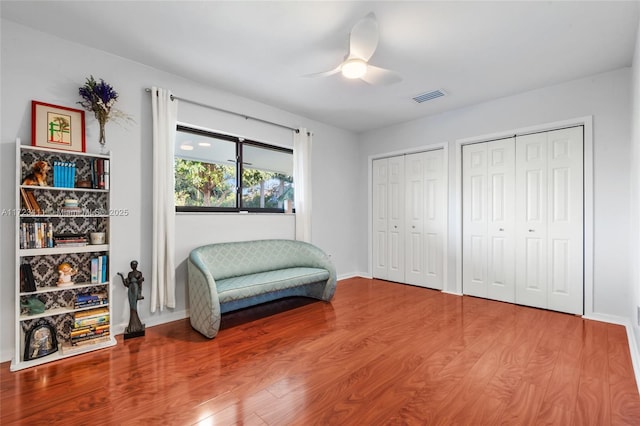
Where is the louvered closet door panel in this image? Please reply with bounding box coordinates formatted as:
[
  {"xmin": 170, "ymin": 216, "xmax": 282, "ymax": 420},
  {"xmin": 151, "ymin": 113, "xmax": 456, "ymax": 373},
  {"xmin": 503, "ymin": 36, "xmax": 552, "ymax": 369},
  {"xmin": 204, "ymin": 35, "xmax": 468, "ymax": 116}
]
[
  {"xmin": 462, "ymin": 143, "xmax": 489, "ymax": 297},
  {"xmin": 423, "ymin": 149, "xmax": 445, "ymax": 290},
  {"xmin": 387, "ymin": 156, "xmax": 405, "ymax": 283},
  {"xmin": 405, "ymin": 152, "xmax": 426, "ymax": 286},
  {"xmin": 546, "ymin": 127, "xmax": 583, "ymax": 314},
  {"xmin": 516, "ymin": 132, "xmax": 549, "ymax": 309},
  {"xmin": 487, "ymin": 138, "xmax": 516, "ymax": 302},
  {"xmin": 372, "ymin": 158, "xmax": 388, "ymax": 280}
]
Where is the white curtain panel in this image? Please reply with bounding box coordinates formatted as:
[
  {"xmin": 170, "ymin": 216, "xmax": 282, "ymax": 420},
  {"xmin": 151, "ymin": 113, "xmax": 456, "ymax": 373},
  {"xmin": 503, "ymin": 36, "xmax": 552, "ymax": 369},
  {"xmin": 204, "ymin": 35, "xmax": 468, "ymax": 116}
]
[
  {"xmin": 150, "ymin": 87, "xmax": 178, "ymax": 312},
  {"xmin": 293, "ymin": 128, "xmax": 312, "ymax": 242}
]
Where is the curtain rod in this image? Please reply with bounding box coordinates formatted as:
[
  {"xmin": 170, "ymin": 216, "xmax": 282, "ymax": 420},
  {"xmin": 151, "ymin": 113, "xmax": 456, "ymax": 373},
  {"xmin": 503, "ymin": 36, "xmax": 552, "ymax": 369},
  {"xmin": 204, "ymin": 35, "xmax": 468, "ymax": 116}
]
[{"xmin": 145, "ymin": 88, "xmax": 302, "ymax": 134}]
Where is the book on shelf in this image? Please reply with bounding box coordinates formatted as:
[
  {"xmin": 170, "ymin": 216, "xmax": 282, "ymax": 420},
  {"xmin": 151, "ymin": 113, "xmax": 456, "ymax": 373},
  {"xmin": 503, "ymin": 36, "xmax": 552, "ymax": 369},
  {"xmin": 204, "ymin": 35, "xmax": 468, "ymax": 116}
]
[
  {"xmin": 74, "ymin": 316, "xmax": 109, "ymax": 329},
  {"xmin": 90, "ymin": 257, "xmax": 98, "ymax": 283},
  {"xmin": 60, "ymin": 336, "xmax": 112, "ymax": 355},
  {"xmin": 20, "ymin": 188, "xmax": 31, "ymax": 211},
  {"xmin": 101, "ymin": 255, "xmax": 107, "ymax": 283},
  {"xmin": 21, "ymin": 190, "xmax": 42, "ymax": 214},
  {"xmin": 75, "ymin": 299, "xmax": 108, "ymax": 309},
  {"xmin": 54, "ymin": 233, "xmax": 88, "ymax": 247},
  {"xmin": 73, "ymin": 324, "xmax": 110, "ymax": 333},
  {"xmin": 75, "ymin": 290, "xmax": 107, "ymax": 302},
  {"xmin": 19, "ymin": 220, "xmax": 53, "ymax": 249},
  {"xmin": 90, "ymin": 255, "xmax": 109, "ymax": 284},
  {"xmin": 53, "ymin": 161, "xmax": 76, "ymax": 188},
  {"xmin": 69, "ymin": 334, "xmax": 111, "ymax": 348},
  {"xmin": 103, "ymin": 159, "xmax": 110, "ymax": 190},
  {"xmin": 90, "ymin": 158, "xmax": 109, "ymax": 189},
  {"xmin": 73, "ymin": 306, "xmax": 109, "ymax": 319},
  {"xmin": 74, "ymin": 291, "xmax": 107, "ymax": 309},
  {"xmin": 71, "ymin": 325, "xmax": 110, "ymax": 340},
  {"xmin": 19, "ymin": 263, "xmax": 37, "ymax": 292},
  {"xmin": 71, "ymin": 323, "xmax": 110, "ymax": 334},
  {"xmin": 74, "ymin": 312, "xmax": 109, "ymax": 327}
]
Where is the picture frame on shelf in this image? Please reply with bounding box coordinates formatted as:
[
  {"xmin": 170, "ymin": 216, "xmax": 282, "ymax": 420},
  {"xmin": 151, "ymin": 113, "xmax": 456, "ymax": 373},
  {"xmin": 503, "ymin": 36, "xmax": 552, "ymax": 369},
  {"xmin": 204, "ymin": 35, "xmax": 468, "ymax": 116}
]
[
  {"xmin": 32, "ymin": 101, "xmax": 86, "ymax": 152},
  {"xmin": 23, "ymin": 319, "xmax": 58, "ymax": 361}
]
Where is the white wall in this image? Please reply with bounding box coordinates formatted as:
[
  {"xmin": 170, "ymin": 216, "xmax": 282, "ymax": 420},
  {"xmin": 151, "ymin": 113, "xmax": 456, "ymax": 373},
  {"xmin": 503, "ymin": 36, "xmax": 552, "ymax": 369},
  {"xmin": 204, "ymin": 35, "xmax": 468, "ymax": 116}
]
[
  {"xmin": 0, "ymin": 20, "xmax": 361, "ymax": 362},
  {"xmin": 358, "ymin": 68, "xmax": 632, "ymax": 319}
]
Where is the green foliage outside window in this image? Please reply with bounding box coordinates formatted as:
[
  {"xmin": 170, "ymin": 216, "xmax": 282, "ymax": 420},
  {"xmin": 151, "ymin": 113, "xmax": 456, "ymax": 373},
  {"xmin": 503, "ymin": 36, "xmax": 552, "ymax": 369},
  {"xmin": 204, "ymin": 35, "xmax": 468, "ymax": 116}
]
[
  {"xmin": 175, "ymin": 159, "xmax": 236, "ymax": 207},
  {"xmin": 175, "ymin": 158, "xmax": 294, "ymax": 209}
]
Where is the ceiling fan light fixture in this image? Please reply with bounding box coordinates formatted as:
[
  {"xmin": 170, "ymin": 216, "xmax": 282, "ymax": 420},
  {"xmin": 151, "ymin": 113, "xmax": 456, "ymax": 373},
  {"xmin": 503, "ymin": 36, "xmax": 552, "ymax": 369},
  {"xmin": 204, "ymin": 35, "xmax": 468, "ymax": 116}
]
[{"xmin": 341, "ymin": 58, "xmax": 368, "ymax": 79}]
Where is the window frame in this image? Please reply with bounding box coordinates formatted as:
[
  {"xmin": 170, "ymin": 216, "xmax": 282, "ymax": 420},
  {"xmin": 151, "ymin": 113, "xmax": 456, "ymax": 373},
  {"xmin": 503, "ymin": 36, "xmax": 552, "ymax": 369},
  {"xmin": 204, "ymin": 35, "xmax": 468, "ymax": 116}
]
[{"xmin": 175, "ymin": 124, "xmax": 294, "ymax": 213}]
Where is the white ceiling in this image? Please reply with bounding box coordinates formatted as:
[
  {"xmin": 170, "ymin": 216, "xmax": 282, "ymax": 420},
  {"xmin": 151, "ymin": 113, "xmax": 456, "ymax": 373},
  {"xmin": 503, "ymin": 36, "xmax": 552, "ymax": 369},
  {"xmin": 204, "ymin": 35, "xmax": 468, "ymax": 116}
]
[{"xmin": 1, "ymin": 1, "xmax": 639, "ymax": 133}]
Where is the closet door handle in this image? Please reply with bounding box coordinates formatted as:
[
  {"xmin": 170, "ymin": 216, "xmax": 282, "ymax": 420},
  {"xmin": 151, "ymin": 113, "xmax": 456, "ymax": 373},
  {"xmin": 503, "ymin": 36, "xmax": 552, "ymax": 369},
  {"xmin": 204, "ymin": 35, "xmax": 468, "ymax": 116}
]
[
  {"xmin": 499, "ymin": 228, "xmax": 504, "ymax": 232},
  {"xmin": 528, "ymin": 229, "xmax": 535, "ymax": 232}
]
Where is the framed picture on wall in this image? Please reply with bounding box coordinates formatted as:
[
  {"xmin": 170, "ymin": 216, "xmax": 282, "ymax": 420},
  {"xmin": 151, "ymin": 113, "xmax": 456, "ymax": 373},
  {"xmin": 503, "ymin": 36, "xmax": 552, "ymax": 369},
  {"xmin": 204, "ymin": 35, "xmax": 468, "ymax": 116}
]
[{"xmin": 32, "ymin": 100, "xmax": 86, "ymax": 152}]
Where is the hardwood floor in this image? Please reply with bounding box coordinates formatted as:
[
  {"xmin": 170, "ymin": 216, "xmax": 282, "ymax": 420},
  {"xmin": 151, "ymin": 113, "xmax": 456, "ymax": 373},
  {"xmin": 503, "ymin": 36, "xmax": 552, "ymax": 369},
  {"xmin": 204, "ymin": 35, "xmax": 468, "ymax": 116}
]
[{"xmin": 2, "ymin": 277, "xmax": 640, "ymax": 425}]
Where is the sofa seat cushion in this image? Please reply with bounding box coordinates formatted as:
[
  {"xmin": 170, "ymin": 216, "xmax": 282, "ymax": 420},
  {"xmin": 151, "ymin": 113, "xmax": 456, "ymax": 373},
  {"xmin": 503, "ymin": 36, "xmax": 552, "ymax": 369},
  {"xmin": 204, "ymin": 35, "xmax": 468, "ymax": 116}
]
[{"xmin": 216, "ymin": 267, "xmax": 330, "ymax": 304}]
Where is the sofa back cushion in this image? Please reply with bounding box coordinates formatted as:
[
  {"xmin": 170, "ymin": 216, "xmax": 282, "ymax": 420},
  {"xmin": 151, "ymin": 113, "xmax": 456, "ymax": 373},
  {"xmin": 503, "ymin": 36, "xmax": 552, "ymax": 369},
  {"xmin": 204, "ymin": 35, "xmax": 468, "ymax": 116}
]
[{"xmin": 190, "ymin": 239, "xmax": 331, "ymax": 280}]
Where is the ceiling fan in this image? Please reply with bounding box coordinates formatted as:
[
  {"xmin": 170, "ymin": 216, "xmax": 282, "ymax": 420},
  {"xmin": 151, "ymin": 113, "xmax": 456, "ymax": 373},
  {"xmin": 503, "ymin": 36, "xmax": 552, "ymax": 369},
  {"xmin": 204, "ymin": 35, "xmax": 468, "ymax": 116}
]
[{"xmin": 305, "ymin": 12, "xmax": 402, "ymax": 86}]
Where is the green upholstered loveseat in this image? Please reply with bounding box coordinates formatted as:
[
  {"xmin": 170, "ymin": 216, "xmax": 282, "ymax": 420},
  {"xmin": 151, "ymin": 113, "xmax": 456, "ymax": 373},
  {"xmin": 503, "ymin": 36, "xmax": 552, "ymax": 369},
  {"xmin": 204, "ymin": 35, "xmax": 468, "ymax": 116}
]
[{"xmin": 187, "ymin": 239, "xmax": 337, "ymax": 338}]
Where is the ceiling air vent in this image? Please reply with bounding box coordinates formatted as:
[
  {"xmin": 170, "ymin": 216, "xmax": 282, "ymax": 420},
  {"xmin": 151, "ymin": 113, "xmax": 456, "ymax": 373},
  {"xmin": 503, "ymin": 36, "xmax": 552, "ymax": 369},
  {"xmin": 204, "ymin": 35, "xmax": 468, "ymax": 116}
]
[{"xmin": 413, "ymin": 89, "xmax": 446, "ymax": 103}]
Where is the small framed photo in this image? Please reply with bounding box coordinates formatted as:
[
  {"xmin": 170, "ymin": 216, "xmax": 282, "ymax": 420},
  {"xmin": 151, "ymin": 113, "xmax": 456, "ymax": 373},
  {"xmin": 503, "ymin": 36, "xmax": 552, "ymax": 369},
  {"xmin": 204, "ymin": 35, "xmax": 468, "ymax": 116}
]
[
  {"xmin": 24, "ymin": 319, "xmax": 58, "ymax": 361},
  {"xmin": 32, "ymin": 100, "xmax": 86, "ymax": 152}
]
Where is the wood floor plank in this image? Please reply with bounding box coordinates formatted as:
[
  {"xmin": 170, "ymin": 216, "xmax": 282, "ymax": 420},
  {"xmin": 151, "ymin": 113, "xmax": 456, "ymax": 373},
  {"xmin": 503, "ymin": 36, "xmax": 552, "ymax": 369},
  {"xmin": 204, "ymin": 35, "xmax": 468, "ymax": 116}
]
[{"xmin": 2, "ymin": 278, "xmax": 639, "ymax": 425}]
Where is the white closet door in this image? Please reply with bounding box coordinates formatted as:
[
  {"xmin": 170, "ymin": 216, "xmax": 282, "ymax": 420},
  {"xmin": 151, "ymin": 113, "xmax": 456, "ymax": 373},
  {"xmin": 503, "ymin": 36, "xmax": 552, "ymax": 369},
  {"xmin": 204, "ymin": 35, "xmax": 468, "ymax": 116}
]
[
  {"xmin": 423, "ymin": 149, "xmax": 445, "ymax": 290},
  {"xmin": 462, "ymin": 143, "xmax": 489, "ymax": 297},
  {"xmin": 374, "ymin": 150, "xmax": 445, "ymax": 288},
  {"xmin": 387, "ymin": 156, "xmax": 405, "ymax": 283},
  {"xmin": 463, "ymin": 139, "xmax": 515, "ymax": 300},
  {"xmin": 403, "ymin": 149, "xmax": 445, "ymax": 289},
  {"xmin": 372, "ymin": 158, "xmax": 388, "ymax": 280},
  {"xmin": 547, "ymin": 128, "xmax": 583, "ymax": 314},
  {"xmin": 515, "ymin": 132, "xmax": 549, "ymax": 308},
  {"xmin": 405, "ymin": 152, "xmax": 426, "ymax": 286},
  {"xmin": 515, "ymin": 127, "xmax": 583, "ymax": 314},
  {"xmin": 487, "ymin": 139, "xmax": 516, "ymax": 302}
]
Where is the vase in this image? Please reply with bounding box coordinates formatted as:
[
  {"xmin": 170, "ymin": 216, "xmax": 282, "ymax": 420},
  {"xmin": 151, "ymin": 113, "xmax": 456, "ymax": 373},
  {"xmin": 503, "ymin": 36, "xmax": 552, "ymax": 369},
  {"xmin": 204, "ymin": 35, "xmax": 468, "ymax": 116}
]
[{"xmin": 98, "ymin": 120, "xmax": 108, "ymax": 154}]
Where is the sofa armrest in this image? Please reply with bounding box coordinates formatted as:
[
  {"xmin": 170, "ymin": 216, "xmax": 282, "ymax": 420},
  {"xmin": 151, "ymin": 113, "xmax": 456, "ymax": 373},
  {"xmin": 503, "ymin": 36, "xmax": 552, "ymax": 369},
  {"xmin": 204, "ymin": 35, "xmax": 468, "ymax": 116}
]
[
  {"xmin": 188, "ymin": 253, "xmax": 222, "ymax": 338},
  {"xmin": 295, "ymin": 242, "xmax": 337, "ymax": 301}
]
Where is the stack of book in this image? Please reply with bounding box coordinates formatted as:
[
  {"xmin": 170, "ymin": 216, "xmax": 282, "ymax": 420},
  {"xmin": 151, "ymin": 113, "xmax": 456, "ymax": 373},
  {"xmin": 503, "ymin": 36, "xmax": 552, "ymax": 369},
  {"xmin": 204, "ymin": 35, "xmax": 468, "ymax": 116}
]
[
  {"xmin": 20, "ymin": 220, "xmax": 53, "ymax": 249},
  {"xmin": 90, "ymin": 255, "xmax": 109, "ymax": 283},
  {"xmin": 71, "ymin": 307, "xmax": 110, "ymax": 347},
  {"xmin": 53, "ymin": 161, "xmax": 77, "ymax": 188},
  {"xmin": 74, "ymin": 291, "xmax": 107, "ymax": 309},
  {"xmin": 54, "ymin": 233, "xmax": 88, "ymax": 247},
  {"xmin": 59, "ymin": 199, "xmax": 82, "ymax": 215}
]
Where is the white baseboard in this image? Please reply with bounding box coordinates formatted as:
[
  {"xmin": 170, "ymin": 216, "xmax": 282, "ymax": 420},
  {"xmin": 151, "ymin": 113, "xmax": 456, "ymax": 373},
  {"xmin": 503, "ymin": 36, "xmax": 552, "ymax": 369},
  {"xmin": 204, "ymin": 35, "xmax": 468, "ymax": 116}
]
[
  {"xmin": 112, "ymin": 309, "xmax": 190, "ymax": 336},
  {"xmin": 337, "ymin": 272, "xmax": 370, "ymax": 280},
  {"xmin": 625, "ymin": 322, "xmax": 640, "ymax": 396}
]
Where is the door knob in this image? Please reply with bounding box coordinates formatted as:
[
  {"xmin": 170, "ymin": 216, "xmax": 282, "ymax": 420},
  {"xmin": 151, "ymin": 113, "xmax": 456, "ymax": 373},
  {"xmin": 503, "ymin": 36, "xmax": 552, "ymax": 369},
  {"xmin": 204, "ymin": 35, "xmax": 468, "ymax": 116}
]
[
  {"xmin": 528, "ymin": 229, "xmax": 535, "ymax": 232},
  {"xmin": 499, "ymin": 228, "xmax": 504, "ymax": 232}
]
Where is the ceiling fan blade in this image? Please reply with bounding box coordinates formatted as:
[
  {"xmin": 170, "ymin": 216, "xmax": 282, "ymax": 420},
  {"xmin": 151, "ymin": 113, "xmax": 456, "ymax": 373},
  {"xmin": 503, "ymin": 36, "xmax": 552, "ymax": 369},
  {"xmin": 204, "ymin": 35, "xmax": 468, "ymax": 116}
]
[
  {"xmin": 349, "ymin": 12, "xmax": 379, "ymax": 61},
  {"xmin": 360, "ymin": 65, "xmax": 403, "ymax": 86},
  {"xmin": 302, "ymin": 65, "xmax": 341, "ymax": 78}
]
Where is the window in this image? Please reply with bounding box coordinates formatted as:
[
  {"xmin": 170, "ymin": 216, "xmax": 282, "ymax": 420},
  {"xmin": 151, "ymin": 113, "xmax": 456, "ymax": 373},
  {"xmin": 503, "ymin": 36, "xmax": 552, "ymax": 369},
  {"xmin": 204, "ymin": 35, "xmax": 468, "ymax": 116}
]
[{"xmin": 174, "ymin": 125, "xmax": 294, "ymax": 212}]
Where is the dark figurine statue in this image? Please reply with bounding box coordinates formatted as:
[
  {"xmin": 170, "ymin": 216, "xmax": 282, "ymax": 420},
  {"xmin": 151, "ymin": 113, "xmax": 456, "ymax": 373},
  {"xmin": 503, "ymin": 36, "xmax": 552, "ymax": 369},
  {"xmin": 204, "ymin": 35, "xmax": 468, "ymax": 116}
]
[{"xmin": 117, "ymin": 260, "xmax": 145, "ymax": 338}]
